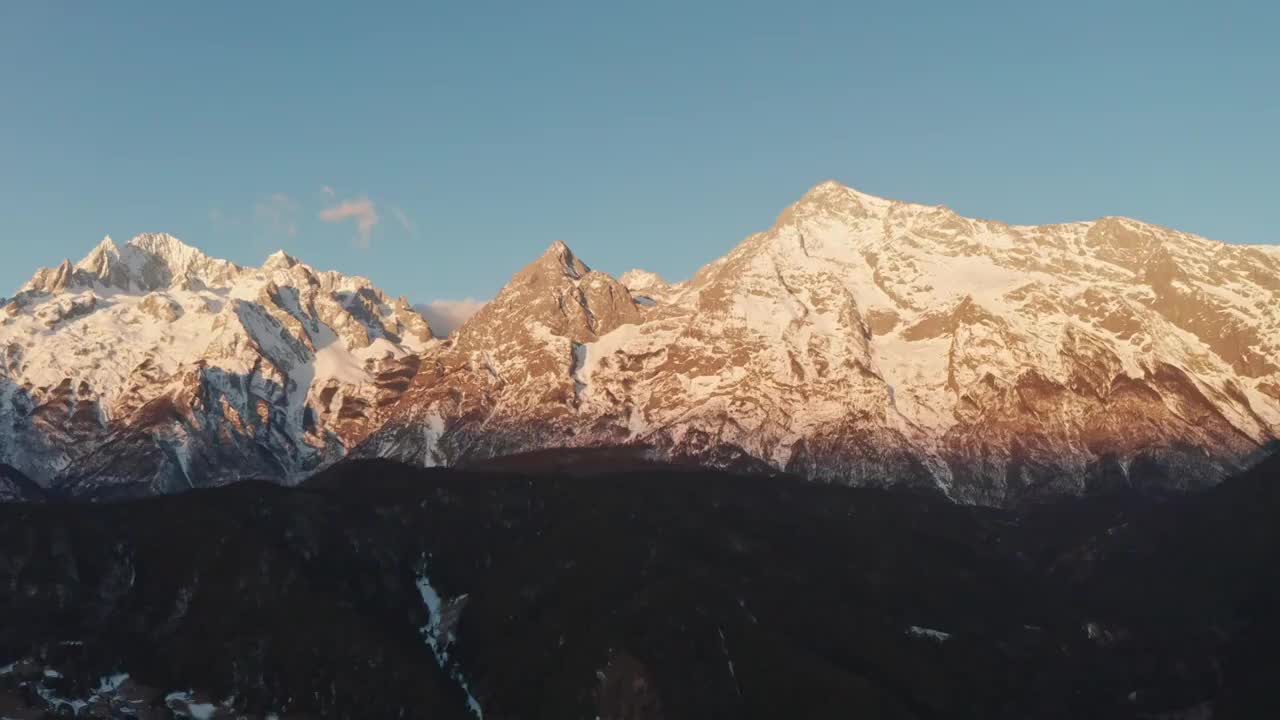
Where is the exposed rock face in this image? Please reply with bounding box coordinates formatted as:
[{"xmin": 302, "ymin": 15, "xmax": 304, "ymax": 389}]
[
  {"xmin": 365, "ymin": 181, "xmax": 1279, "ymax": 505},
  {"xmin": 0, "ymin": 234, "xmax": 434, "ymax": 498},
  {"xmin": 356, "ymin": 241, "xmax": 648, "ymax": 466}
]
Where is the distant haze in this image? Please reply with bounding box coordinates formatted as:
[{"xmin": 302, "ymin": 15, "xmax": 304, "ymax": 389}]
[{"xmin": 415, "ymin": 299, "xmax": 486, "ymax": 337}]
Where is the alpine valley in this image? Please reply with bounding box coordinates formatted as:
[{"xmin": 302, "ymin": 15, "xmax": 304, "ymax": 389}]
[{"xmin": 3, "ymin": 181, "xmax": 1278, "ymax": 504}]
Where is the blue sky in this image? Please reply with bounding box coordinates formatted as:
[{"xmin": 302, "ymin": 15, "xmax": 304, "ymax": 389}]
[{"xmin": 2, "ymin": 1, "xmax": 1277, "ymax": 303}]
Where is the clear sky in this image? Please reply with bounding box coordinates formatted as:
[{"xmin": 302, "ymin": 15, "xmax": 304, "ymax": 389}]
[{"xmin": 2, "ymin": 1, "xmax": 1277, "ymax": 304}]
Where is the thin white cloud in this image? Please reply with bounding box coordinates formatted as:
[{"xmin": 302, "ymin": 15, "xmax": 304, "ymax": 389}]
[
  {"xmin": 319, "ymin": 196, "xmax": 379, "ymax": 249},
  {"xmin": 254, "ymin": 193, "xmax": 299, "ymax": 239},
  {"xmin": 210, "ymin": 207, "xmax": 243, "ymax": 228},
  {"xmin": 321, "ymin": 185, "xmax": 336, "ymax": 199},
  {"xmin": 414, "ymin": 298, "xmax": 486, "ymax": 336},
  {"xmin": 391, "ymin": 206, "xmax": 416, "ymax": 237}
]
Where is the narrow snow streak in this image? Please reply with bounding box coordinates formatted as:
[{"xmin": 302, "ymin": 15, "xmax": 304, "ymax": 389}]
[
  {"xmin": 416, "ymin": 564, "xmax": 484, "ymax": 719},
  {"xmin": 717, "ymin": 627, "xmax": 742, "ymax": 698},
  {"xmin": 906, "ymin": 625, "xmax": 952, "ymax": 642}
]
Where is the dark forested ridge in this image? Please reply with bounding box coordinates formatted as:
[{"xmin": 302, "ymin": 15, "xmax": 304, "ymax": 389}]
[
  {"xmin": 0, "ymin": 464, "xmax": 44, "ymax": 503},
  {"xmin": 1, "ymin": 454, "xmax": 1277, "ymax": 719}
]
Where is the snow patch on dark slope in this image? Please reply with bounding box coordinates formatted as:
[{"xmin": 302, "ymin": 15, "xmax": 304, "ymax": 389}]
[{"xmin": 416, "ymin": 557, "xmax": 484, "ymax": 718}]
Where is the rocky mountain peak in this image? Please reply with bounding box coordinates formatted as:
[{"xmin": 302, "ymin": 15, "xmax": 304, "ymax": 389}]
[
  {"xmin": 77, "ymin": 236, "xmax": 121, "ymax": 266},
  {"xmin": 31, "ymin": 259, "xmax": 77, "ymax": 293},
  {"xmin": 529, "ymin": 239, "xmax": 590, "ymax": 281},
  {"xmin": 262, "ymin": 250, "xmax": 301, "ymax": 272},
  {"xmin": 452, "ymin": 241, "xmax": 640, "ymax": 354},
  {"xmin": 72, "ymin": 236, "xmax": 130, "ymax": 289}
]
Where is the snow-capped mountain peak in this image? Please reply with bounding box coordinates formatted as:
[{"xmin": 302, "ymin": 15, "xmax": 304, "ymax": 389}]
[
  {"xmin": 123, "ymin": 231, "xmax": 204, "ymax": 260},
  {"xmin": 116, "ymin": 232, "xmax": 243, "ymax": 291},
  {"xmin": 3, "ymin": 185, "xmax": 1277, "ymax": 505},
  {"xmin": 365, "ymin": 180, "xmax": 1280, "ymax": 505},
  {"xmin": 783, "ymin": 178, "xmax": 899, "ymax": 222},
  {"xmin": 262, "ymin": 250, "xmax": 301, "ymax": 271},
  {"xmin": 22, "ymin": 232, "xmax": 243, "ymax": 295},
  {"xmin": 1, "ymin": 233, "xmax": 434, "ymax": 497},
  {"xmin": 75, "ymin": 235, "xmax": 121, "ymax": 268}
]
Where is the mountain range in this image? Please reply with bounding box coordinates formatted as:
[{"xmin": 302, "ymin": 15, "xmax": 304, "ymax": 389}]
[{"xmin": 3, "ymin": 181, "xmax": 1277, "ymax": 504}]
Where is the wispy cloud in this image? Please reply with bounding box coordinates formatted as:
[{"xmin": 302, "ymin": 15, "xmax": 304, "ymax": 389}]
[
  {"xmin": 391, "ymin": 206, "xmax": 416, "ymax": 238},
  {"xmin": 254, "ymin": 193, "xmax": 299, "ymax": 239},
  {"xmin": 319, "ymin": 196, "xmax": 379, "ymax": 249},
  {"xmin": 321, "ymin": 185, "xmax": 336, "ymax": 199},
  {"xmin": 209, "ymin": 207, "xmax": 245, "ymax": 227},
  {"xmin": 414, "ymin": 298, "xmax": 486, "ymax": 336}
]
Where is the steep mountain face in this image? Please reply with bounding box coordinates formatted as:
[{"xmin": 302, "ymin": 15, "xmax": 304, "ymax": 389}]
[
  {"xmin": 367, "ymin": 182, "xmax": 1279, "ymax": 505},
  {"xmin": 358, "ymin": 241, "xmax": 650, "ymax": 465},
  {"xmin": 0, "ymin": 234, "xmax": 432, "ymax": 498}
]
